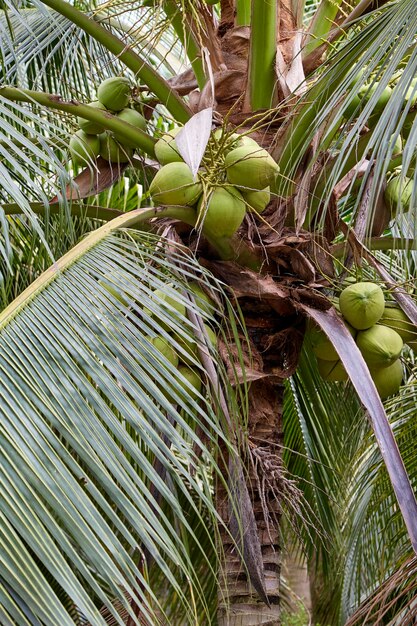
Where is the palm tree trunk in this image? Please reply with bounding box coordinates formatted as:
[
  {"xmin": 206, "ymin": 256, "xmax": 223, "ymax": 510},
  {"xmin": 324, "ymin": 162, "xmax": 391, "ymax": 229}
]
[{"xmin": 217, "ymin": 379, "xmax": 283, "ymax": 625}]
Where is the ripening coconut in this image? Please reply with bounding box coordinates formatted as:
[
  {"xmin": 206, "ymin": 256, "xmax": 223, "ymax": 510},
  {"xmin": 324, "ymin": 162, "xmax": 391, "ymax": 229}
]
[
  {"xmin": 379, "ymin": 304, "xmax": 416, "ymax": 344},
  {"xmin": 99, "ymin": 273, "xmax": 129, "ymax": 307},
  {"xmin": 188, "ymin": 282, "xmax": 215, "ymax": 316},
  {"xmin": 356, "ymin": 324, "xmax": 403, "ymax": 368},
  {"xmin": 199, "ymin": 186, "xmax": 246, "ymax": 238},
  {"xmin": 69, "ymin": 130, "xmax": 100, "ymax": 168},
  {"xmin": 99, "ymin": 133, "xmax": 133, "ymax": 163},
  {"xmin": 309, "ymin": 322, "xmax": 356, "ymax": 361},
  {"xmin": 97, "ymin": 77, "xmax": 131, "ymax": 112},
  {"xmin": 317, "ymin": 358, "xmax": 348, "ymax": 382},
  {"xmin": 384, "ymin": 175, "xmax": 413, "ymax": 215},
  {"xmin": 113, "ymin": 108, "xmax": 147, "ymax": 148},
  {"xmin": 143, "ymin": 285, "xmax": 187, "ymax": 332},
  {"xmin": 154, "ymin": 128, "xmax": 184, "ymax": 165},
  {"xmin": 77, "ymin": 100, "xmax": 107, "ymax": 135},
  {"xmin": 148, "ymin": 335, "xmax": 179, "ymax": 367},
  {"xmin": 225, "ymin": 145, "xmax": 279, "ymax": 190},
  {"xmin": 339, "ymin": 282, "xmax": 385, "ymax": 330},
  {"xmin": 370, "ymin": 359, "xmax": 403, "ymax": 399},
  {"xmin": 175, "ymin": 323, "xmax": 217, "ymax": 366},
  {"xmin": 150, "ymin": 162, "xmax": 202, "ymax": 206},
  {"xmin": 242, "ymin": 187, "xmax": 271, "ymax": 213}
]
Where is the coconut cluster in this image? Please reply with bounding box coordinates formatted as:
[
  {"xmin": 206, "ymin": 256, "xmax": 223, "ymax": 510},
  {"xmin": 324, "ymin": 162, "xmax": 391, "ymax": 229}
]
[
  {"xmin": 343, "ymin": 68, "xmax": 417, "ymax": 126},
  {"xmin": 150, "ymin": 128, "xmax": 279, "ymax": 239},
  {"xmin": 100, "ymin": 275, "xmax": 217, "ymax": 403},
  {"xmin": 143, "ymin": 282, "xmax": 218, "ymax": 403},
  {"xmin": 310, "ymin": 281, "xmax": 416, "ymax": 399},
  {"xmin": 69, "ymin": 77, "xmax": 147, "ymax": 168}
]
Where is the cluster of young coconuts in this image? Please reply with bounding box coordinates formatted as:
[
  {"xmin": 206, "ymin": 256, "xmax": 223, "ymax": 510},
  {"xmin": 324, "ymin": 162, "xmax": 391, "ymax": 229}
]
[
  {"xmin": 309, "ymin": 281, "xmax": 416, "ymax": 399},
  {"xmin": 343, "ymin": 68, "xmax": 417, "ymax": 219},
  {"xmin": 142, "ymin": 282, "xmax": 218, "ymax": 402},
  {"xmin": 69, "ymin": 77, "xmax": 147, "ymax": 168},
  {"xmin": 149, "ymin": 128, "xmax": 279, "ymax": 238},
  {"xmin": 100, "ymin": 275, "xmax": 216, "ymax": 403}
]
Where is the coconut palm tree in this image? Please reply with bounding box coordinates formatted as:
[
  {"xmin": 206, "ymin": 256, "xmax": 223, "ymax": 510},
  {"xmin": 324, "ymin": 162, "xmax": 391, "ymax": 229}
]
[{"xmin": 1, "ymin": 0, "xmax": 417, "ymax": 625}]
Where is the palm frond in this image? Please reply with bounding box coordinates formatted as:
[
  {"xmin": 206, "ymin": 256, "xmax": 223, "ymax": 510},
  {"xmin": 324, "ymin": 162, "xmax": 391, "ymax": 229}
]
[
  {"xmin": 278, "ymin": 0, "xmax": 417, "ymax": 238},
  {"xmin": 284, "ymin": 345, "xmax": 367, "ymax": 626},
  {"xmin": 0, "ymin": 221, "xmax": 245, "ymax": 625}
]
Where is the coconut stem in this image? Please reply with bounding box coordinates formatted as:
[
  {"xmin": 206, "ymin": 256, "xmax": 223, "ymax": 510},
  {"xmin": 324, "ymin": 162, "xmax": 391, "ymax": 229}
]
[
  {"xmin": 163, "ymin": 1, "xmax": 207, "ymax": 90},
  {"xmin": 0, "ymin": 86, "xmax": 157, "ymax": 157},
  {"xmin": 236, "ymin": 0, "xmax": 251, "ymax": 26},
  {"xmin": 39, "ymin": 0, "xmax": 192, "ymax": 124},
  {"xmin": 247, "ymin": 0, "xmax": 277, "ymax": 110}
]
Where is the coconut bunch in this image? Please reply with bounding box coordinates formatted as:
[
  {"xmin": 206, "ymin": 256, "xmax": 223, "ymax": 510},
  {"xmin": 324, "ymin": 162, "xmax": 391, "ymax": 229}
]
[
  {"xmin": 69, "ymin": 77, "xmax": 147, "ymax": 168},
  {"xmin": 343, "ymin": 68, "xmax": 417, "ymax": 125},
  {"xmin": 100, "ymin": 274, "xmax": 217, "ymax": 401},
  {"xmin": 309, "ymin": 281, "xmax": 417, "ymax": 399},
  {"xmin": 141, "ymin": 282, "xmax": 218, "ymax": 403},
  {"xmin": 149, "ymin": 128, "xmax": 279, "ymax": 239}
]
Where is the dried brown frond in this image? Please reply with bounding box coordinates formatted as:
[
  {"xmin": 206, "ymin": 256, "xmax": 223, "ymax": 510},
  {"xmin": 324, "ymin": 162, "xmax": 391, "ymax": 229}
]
[{"xmin": 346, "ymin": 556, "xmax": 417, "ymax": 626}]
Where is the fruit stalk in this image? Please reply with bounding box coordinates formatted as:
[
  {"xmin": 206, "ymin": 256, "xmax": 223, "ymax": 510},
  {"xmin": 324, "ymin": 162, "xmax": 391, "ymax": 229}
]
[
  {"xmin": 236, "ymin": 0, "xmax": 251, "ymax": 26},
  {"xmin": 0, "ymin": 87, "xmax": 157, "ymax": 157},
  {"xmin": 39, "ymin": 0, "xmax": 192, "ymax": 123},
  {"xmin": 247, "ymin": 0, "xmax": 277, "ymax": 110},
  {"xmin": 162, "ymin": 1, "xmax": 207, "ymax": 90}
]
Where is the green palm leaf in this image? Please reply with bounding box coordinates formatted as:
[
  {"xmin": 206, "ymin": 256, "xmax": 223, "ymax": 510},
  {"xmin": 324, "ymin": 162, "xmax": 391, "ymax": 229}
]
[{"xmin": 0, "ymin": 220, "xmax": 243, "ymax": 625}]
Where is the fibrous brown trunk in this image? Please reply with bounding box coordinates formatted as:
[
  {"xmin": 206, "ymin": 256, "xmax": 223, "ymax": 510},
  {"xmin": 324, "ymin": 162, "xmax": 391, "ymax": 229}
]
[{"xmin": 216, "ymin": 379, "xmax": 283, "ymax": 625}]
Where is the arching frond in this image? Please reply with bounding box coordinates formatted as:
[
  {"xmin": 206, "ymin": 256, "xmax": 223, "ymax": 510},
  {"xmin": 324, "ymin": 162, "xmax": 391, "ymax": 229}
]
[{"xmin": 0, "ymin": 222, "xmax": 246, "ymax": 625}]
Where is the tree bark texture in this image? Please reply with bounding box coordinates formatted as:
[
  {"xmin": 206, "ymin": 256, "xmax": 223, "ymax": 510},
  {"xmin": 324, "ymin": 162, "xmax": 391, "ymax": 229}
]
[{"xmin": 217, "ymin": 379, "xmax": 283, "ymax": 625}]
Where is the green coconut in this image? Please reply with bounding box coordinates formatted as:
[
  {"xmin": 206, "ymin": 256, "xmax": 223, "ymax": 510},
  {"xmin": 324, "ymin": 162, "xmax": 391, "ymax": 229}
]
[
  {"xmin": 149, "ymin": 335, "xmax": 179, "ymax": 367},
  {"xmin": 370, "ymin": 359, "xmax": 403, "ymax": 399},
  {"xmin": 356, "ymin": 324, "xmax": 403, "ymax": 368},
  {"xmin": 99, "ymin": 133, "xmax": 133, "ymax": 163},
  {"xmin": 198, "ymin": 186, "xmax": 246, "ymax": 238},
  {"xmin": 384, "ymin": 175, "xmax": 413, "ymax": 215},
  {"xmin": 69, "ymin": 130, "xmax": 100, "ymax": 168},
  {"xmin": 379, "ymin": 304, "xmax": 416, "ymax": 343},
  {"xmin": 97, "ymin": 77, "xmax": 131, "ymax": 112},
  {"xmin": 113, "ymin": 108, "xmax": 147, "ymax": 148},
  {"xmin": 405, "ymin": 78, "xmax": 417, "ymax": 108},
  {"xmin": 144, "ymin": 285, "xmax": 187, "ymax": 332},
  {"xmin": 175, "ymin": 324, "xmax": 217, "ymax": 366},
  {"xmin": 343, "ymin": 92, "xmax": 362, "ymax": 118},
  {"xmin": 371, "ymin": 84, "xmax": 393, "ymax": 114},
  {"xmin": 225, "ymin": 145, "xmax": 279, "ymax": 191},
  {"xmin": 309, "ymin": 322, "xmax": 356, "ymax": 361},
  {"xmin": 77, "ymin": 100, "xmax": 107, "ymax": 135},
  {"xmin": 392, "ymin": 133, "xmax": 403, "ymax": 156},
  {"xmin": 317, "ymin": 358, "xmax": 348, "ymax": 382},
  {"xmin": 99, "ymin": 273, "xmax": 129, "ymax": 307},
  {"xmin": 213, "ymin": 130, "xmax": 259, "ymax": 153},
  {"xmin": 242, "ymin": 187, "xmax": 270, "ymax": 213},
  {"xmin": 339, "ymin": 282, "xmax": 385, "ymax": 330},
  {"xmin": 178, "ymin": 366, "xmax": 202, "ymax": 398},
  {"xmin": 188, "ymin": 282, "xmax": 215, "ymax": 316},
  {"xmin": 154, "ymin": 128, "xmax": 183, "ymax": 165},
  {"xmin": 402, "ymin": 111, "xmax": 417, "ymax": 140},
  {"xmin": 150, "ymin": 162, "xmax": 202, "ymax": 206},
  {"xmin": 164, "ymin": 365, "xmax": 203, "ymax": 405}
]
